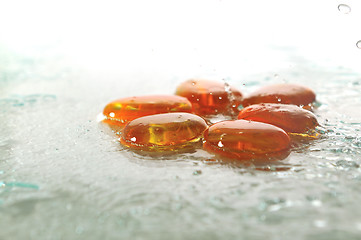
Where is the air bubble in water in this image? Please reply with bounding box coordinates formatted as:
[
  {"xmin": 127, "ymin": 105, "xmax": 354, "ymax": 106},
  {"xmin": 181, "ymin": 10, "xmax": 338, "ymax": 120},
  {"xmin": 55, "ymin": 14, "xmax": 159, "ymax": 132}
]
[
  {"xmin": 338, "ymin": 4, "xmax": 351, "ymax": 14},
  {"xmin": 357, "ymin": 40, "xmax": 361, "ymax": 49}
]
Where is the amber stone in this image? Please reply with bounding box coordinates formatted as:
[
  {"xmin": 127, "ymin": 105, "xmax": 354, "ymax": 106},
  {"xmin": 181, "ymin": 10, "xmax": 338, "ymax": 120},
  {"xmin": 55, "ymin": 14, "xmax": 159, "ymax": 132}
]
[
  {"xmin": 242, "ymin": 83, "xmax": 316, "ymax": 109},
  {"xmin": 103, "ymin": 95, "xmax": 192, "ymax": 126},
  {"xmin": 175, "ymin": 79, "xmax": 243, "ymax": 116},
  {"xmin": 120, "ymin": 112, "xmax": 208, "ymax": 152},
  {"xmin": 203, "ymin": 120, "xmax": 291, "ymax": 161},
  {"xmin": 238, "ymin": 103, "xmax": 319, "ymax": 136}
]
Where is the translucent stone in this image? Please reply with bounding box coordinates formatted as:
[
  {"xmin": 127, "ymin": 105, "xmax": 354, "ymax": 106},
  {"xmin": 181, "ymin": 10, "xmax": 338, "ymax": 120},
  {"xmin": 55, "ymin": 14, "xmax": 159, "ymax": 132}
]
[
  {"xmin": 242, "ymin": 83, "xmax": 316, "ymax": 110},
  {"xmin": 175, "ymin": 79, "xmax": 243, "ymax": 116},
  {"xmin": 103, "ymin": 95, "xmax": 192, "ymax": 126},
  {"xmin": 203, "ymin": 120, "xmax": 291, "ymax": 161},
  {"xmin": 120, "ymin": 112, "xmax": 208, "ymax": 152},
  {"xmin": 238, "ymin": 103, "xmax": 320, "ymax": 137}
]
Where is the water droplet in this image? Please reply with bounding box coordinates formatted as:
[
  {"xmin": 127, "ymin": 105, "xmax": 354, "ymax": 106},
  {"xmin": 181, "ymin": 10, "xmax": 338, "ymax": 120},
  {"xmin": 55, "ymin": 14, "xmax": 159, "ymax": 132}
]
[
  {"xmin": 218, "ymin": 96, "xmax": 223, "ymax": 100},
  {"xmin": 314, "ymin": 219, "xmax": 327, "ymax": 228},
  {"xmin": 357, "ymin": 40, "xmax": 361, "ymax": 49},
  {"xmin": 75, "ymin": 226, "xmax": 84, "ymax": 234},
  {"xmin": 338, "ymin": 4, "xmax": 351, "ymax": 14},
  {"xmin": 223, "ymin": 82, "xmax": 231, "ymax": 92},
  {"xmin": 311, "ymin": 200, "xmax": 322, "ymax": 207},
  {"xmin": 336, "ymin": 160, "xmax": 359, "ymax": 168}
]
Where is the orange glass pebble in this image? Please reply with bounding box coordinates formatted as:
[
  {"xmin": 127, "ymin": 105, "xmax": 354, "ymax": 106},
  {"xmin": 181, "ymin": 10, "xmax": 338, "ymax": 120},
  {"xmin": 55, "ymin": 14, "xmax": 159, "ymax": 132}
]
[
  {"xmin": 121, "ymin": 112, "xmax": 208, "ymax": 152},
  {"xmin": 242, "ymin": 83, "xmax": 316, "ymax": 109},
  {"xmin": 203, "ymin": 120, "xmax": 291, "ymax": 161},
  {"xmin": 175, "ymin": 79, "xmax": 243, "ymax": 116},
  {"xmin": 103, "ymin": 95, "xmax": 192, "ymax": 126},
  {"xmin": 238, "ymin": 103, "xmax": 319, "ymax": 136}
]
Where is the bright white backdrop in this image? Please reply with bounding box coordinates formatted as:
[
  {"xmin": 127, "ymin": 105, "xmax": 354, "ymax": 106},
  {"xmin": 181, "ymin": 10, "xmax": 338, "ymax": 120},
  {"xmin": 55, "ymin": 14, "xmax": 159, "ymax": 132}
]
[{"xmin": 1, "ymin": 0, "xmax": 360, "ymax": 76}]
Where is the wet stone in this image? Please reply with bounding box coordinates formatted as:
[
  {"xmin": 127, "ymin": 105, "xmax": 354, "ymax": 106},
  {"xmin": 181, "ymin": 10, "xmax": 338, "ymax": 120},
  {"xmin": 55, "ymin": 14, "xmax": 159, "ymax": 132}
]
[
  {"xmin": 203, "ymin": 120, "xmax": 291, "ymax": 161},
  {"xmin": 103, "ymin": 95, "xmax": 192, "ymax": 126},
  {"xmin": 238, "ymin": 103, "xmax": 320, "ymax": 137},
  {"xmin": 120, "ymin": 112, "xmax": 208, "ymax": 152},
  {"xmin": 175, "ymin": 79, "xmax": 243, "ymax": 116},
  {"xmin": 242, "ymin": 83, "xmax": 316, "ymax": 110}
]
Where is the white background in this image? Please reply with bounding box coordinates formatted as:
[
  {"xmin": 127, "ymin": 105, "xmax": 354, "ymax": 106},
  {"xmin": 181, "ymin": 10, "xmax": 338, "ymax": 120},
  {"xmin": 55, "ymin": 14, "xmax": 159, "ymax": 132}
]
[{"xmin": 1, "ymin": 0, "xmax": 360, "ymax": 76}]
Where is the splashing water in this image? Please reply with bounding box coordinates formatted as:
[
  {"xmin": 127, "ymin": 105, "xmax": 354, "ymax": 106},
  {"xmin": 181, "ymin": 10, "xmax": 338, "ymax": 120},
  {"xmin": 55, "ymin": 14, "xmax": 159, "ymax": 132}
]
[{"xmin": 222, "ymin": 78, "xmax": 238, "ymax": 113}]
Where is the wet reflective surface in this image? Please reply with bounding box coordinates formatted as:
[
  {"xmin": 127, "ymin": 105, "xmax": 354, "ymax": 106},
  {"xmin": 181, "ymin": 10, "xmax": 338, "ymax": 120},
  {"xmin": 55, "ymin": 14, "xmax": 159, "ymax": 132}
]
[{"xmin": 2, "ymin": 56, "xmax": 361, "ymax": 240}]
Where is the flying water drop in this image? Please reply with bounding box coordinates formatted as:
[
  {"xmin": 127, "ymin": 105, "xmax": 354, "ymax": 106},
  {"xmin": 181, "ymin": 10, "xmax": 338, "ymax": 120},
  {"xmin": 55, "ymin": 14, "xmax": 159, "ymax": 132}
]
[
  {"xmin": 357, "ymin": 40, "xmax": 361, "ymax": 49},
  {"xmin": 338, "ymin": 4, "xmax": 351, "ymax": 14}
]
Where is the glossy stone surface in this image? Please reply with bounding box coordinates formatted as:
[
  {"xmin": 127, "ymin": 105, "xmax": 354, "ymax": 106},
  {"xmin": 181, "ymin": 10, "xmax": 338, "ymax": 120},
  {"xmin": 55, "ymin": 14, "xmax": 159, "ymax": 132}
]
[
  {"xmin": 121, "ymin": 112, "xmax": 208, "ymax": 152},
  {"xmin": 242, "ymin": 83, "xmax": 316, "ymax": 109},
  {"xmin": 203, "ymin": 120, "xmax": 291, "ymax": 161},
  {"xmin": 175, "ymin": 79, "xmax": 243, "ymax": 116},
  {"xmin": 103, "ymin": 95, "xmax": 192, "ymax": 126},
  {"xmin": 238, "ymin": 103, "xmax": 319, "ymax": 135}
]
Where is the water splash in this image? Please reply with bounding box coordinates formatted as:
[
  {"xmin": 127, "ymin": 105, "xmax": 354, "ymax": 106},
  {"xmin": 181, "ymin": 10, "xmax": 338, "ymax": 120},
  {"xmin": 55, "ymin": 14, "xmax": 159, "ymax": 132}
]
[
  {"xmin": 222, "ymin": 77, "xmax": 238, "ymax": 114},
  {"xmin": 338, "ymin": 4, "xmax": 351, "ymax": 14},
  {"xmin": 222, "ymin": 78, "xmax": 235, "ymax": 101}
]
